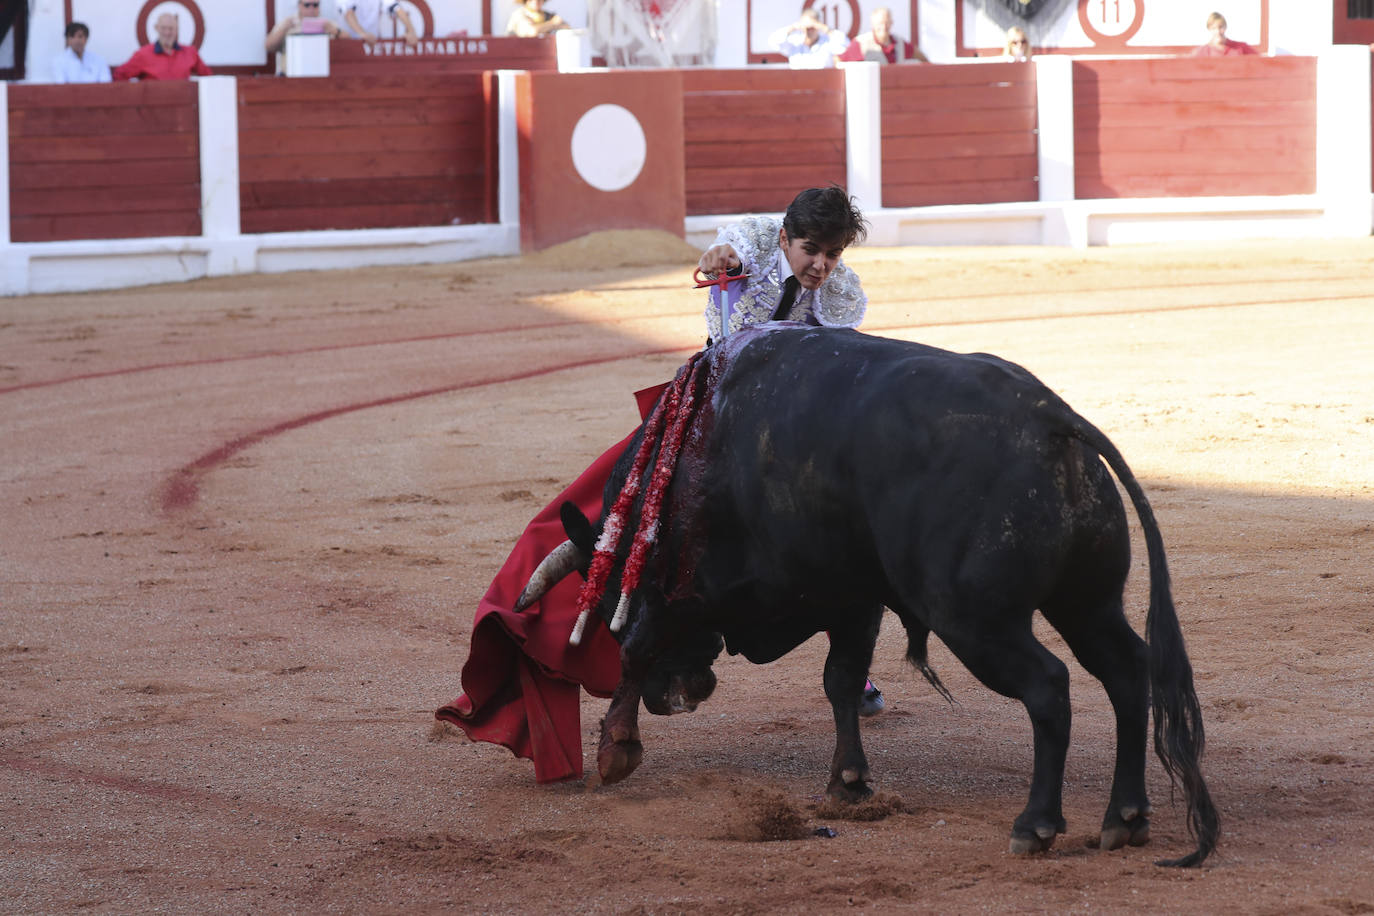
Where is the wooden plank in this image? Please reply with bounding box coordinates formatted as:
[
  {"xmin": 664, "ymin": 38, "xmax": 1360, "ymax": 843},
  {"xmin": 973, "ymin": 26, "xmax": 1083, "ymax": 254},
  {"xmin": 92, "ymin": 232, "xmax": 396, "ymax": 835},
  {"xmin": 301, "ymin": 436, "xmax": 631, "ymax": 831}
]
[
  {"xmin": 12, "ymin": 158, "xmax": 202, "ymax": 191},
  {"xmin": 881, "ymin": 178, "xmax": 1037, "ymax": 207},
  {"xmin": 687, "ymin": 187, "xmax": 814, "ymax": 215},
  {"xmin": 1076, "ymin": 148, "xmax": 1315, "ymax": 179},
  {"xmin": 1075, "ymin": 172, "xmax": 1315, "ymax": 199},
  {"xmin": 11, "ymin": 183, "xmax": 202, "ymax": 218},
  {"xmin": 237, "ymin": 73, "xmax": 484, "ymax": 104},
  {"xmin": 684, "ymin": 114, "xmax": 846, "ymax": 143},
  {"xmin": 883, "ymin": 130, "xmax": 1037, "ymax": 162},
  {"xmin": 1073, "ymin": 56, "xmax": 1314, "ymax": 85},
  {"xmin": 9, "ymin": 134, "xmax": 199, "ymax": 164},
  {"xmin": 883, "ymin": 154, "xmax": 1037, "ymax": 184},
  {"xmin": 683, "ymin": 90, "xmax": 845, "ymax": 119},
  {"xmin": 880, "ymin": 83, "xmax": 1037, "ymax": 114},
  {"xmin": 1079, "ymin": 100, "xmax": 1315, "ymax": 129},
  {"xmin": 236, "ymin": 149, "xmax": 478, "ymax": 182},
  {"xmin": 1075, "ymin": 74, "xmax": 1316, "ymax": 106},
  {"xmin": 238, "ymin": 124, "xmax": 479, "ymax": 157},
  {"xmin": 8, "ymin": 81, "xmax": 197, "ymax": 110},
  {"xmin": 329, "ymin": 36, "xmax": 558, "ymax": 74},
  {"xmin": 240, "ymin": 200, "xmax": 482, "ymax": 234},
  {"xmin": 684, "ymin": 163, "xmax": 847, "ymax": 195},
  {"xmin": 11, "ymin": 211, "xmax": 201, "ymax": 243},
  {"xmin": 240, "ymin": 176, "xmax": 476, "ymax": 209},
  {"xmin": 1074, "ymin": 125, "xmax": 1313, "ymax": 156},
  {"xmin": 880, "ymin": 60, "xmax": 1033, "ymax": 90},
  {"xmin": 685, "ymin": 137, "xmax": 846, "ymax": 168},
  {"xmin": 236, "ymin": 98, "xmax": 484, "ymax": 131},
  {"xmin": 883, "ymin": 179, "xmax": 1037, "ymax": 206},
  {"xmin": 883, "ymin": 108, "xmax": 1035, "ymax": 136},
  {"xmin": 329, "ymin": 58, "xmax": 546, "ymax": 76},
  {"xmin": 9, "ymin": 105, "xmax": 200, "ymax": 139},
  {"xmin": 682, "ymin": 69, "xmax": 841, "ymax": 93}
]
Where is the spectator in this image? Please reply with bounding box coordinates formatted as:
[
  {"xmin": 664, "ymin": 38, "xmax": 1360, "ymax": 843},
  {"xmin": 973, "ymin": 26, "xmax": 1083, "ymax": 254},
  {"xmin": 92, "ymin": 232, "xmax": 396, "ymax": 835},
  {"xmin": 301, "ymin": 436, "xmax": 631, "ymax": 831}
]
[
  {"xmin": 51, "ymin": 21, "xmax": 111, "ymax": 84},
  {"xmin": 1004, "ymin": 26, "xmax": 1031, "ymax": 60},
  {"xmin": 506, "ymin": 0, "xmax": 570, "ymax": 37},
  {"xmin": 267, "ymin": 0, "xmax": 345, "ymax": 74},
  {"xmin": 112, "ymin": 13, "xmax": 212, "ymax": 81},
  {"xmin": 339, "ymin": 0, "xmax": 420, "ymax": 48},
  {"xmin": 1192, "ymin": 11, "xmax": 1257, "ymax": 57},
  {"xmin": 838, "ymin": 7, "xmax": 928, "ymax": 64},
  {"xmin": 770, "ymin": 9, "xmax": 849, "ymax": 70}
]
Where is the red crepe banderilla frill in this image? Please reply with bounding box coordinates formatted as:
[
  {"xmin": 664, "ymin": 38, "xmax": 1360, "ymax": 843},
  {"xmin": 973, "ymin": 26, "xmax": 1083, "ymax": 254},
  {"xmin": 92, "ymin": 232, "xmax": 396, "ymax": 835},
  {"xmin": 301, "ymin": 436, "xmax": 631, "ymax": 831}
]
[{"xmin": 568, "ymin": 352, "xmax": 708, "ymax": 646}]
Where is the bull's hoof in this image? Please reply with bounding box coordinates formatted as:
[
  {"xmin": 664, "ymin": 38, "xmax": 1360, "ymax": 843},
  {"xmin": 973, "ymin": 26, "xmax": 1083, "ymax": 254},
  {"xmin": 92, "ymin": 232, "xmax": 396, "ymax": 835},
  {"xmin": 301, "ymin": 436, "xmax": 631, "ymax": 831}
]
[
  {"xmin": 1009, "ymin": 817, "xmax": 1064, "ymax": 856},
  {"xmin": 597, "ymin": 739, "xmax": 643, "ymax": 784},
  {"xmin": 1100, "ymin": 804, "xmax": 1152, "ymax": 851},
  {"xmin": 825, "ymin": 772, "xmax": 874, "ymax": 804},
  {"xmin": 1008, "ymin": 830, "xmax": 1057, "ymax": 856}
]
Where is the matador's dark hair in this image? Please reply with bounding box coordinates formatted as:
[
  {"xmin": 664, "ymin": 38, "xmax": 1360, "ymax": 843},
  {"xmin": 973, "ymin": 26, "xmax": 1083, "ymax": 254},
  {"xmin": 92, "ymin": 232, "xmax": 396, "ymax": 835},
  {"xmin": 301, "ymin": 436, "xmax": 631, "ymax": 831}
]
[{"xmin": 782, "ymin": 185, "xmax": 869, "ymax": 250}]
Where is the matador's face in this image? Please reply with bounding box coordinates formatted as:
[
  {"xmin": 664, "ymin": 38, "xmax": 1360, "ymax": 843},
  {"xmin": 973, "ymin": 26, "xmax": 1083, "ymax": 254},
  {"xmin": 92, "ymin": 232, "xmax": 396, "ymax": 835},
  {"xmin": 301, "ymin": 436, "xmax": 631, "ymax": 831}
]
[{"xmin": 780, "ymin": 229, "xmax": 844, "ymax": 291}]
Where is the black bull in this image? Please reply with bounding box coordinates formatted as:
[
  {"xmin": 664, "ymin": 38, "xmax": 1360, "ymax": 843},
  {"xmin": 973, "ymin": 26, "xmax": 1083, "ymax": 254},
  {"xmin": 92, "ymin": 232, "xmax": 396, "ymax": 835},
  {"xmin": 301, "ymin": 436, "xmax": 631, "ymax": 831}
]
[{"xmin": 522, "ymin": 324, "xmax": 1219, "ymax": 867}]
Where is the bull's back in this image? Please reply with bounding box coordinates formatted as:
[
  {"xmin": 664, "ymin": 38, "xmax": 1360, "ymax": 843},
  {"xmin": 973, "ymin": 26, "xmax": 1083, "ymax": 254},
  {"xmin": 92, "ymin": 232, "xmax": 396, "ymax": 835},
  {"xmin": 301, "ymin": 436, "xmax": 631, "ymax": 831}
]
[{"xmin": 699, "ymin": 328, "xmax": 1127, "ymax": 604}]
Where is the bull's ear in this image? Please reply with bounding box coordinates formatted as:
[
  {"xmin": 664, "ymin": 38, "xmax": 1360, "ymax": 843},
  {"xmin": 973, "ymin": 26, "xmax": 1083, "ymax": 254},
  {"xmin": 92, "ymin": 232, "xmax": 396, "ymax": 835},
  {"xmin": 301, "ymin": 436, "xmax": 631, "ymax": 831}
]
[{"xmin": 560, "ymin": 501, "xmax": 597, "ymax": 558}]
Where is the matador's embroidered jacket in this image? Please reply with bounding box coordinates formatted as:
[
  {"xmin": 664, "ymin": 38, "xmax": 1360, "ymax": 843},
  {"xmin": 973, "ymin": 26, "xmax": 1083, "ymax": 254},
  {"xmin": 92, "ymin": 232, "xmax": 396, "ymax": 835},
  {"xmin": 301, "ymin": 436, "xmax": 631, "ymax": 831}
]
[{"xmin": 703, "ymin": 216, "xmax": 867, "ymax": 342}]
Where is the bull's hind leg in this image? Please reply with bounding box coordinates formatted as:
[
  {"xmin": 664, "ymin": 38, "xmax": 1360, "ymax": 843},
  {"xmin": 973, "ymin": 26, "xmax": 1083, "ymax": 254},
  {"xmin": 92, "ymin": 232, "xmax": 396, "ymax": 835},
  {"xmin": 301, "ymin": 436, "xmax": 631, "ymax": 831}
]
[
  {"xmin": 1041, "ymin": 597, "xmax": 1152, "ymax": 852},
  {"xmin": 940, "ymin": 623, "xmax": 1072, "ymax": 854},
  {"xmin": 822, "ymin": 607, "xmax": 883, "ymax": 802}
]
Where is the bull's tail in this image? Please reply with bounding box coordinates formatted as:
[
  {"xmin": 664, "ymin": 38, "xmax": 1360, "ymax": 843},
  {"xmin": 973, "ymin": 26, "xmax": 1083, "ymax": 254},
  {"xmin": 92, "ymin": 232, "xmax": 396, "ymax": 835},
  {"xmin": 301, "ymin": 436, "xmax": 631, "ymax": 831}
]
[{"xmin": 1062, "ymin": 414, "xmax": 1220, "ymax": 868}]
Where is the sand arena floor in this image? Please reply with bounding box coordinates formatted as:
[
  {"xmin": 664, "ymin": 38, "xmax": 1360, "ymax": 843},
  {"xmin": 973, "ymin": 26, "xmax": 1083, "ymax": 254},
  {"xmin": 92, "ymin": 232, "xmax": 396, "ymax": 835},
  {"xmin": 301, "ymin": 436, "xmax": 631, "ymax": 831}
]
[{"xmin": 2, "ymin": 233, "xmax": 1373, "ymax": 912}]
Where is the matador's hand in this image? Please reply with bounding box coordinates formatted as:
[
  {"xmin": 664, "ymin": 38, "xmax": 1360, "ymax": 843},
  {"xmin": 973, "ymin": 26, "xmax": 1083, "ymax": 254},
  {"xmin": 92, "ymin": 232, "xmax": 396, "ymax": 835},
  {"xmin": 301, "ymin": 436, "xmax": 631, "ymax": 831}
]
[{"xmin": 698, "ymin": 244, "xmax": 741, "ymax": 277}]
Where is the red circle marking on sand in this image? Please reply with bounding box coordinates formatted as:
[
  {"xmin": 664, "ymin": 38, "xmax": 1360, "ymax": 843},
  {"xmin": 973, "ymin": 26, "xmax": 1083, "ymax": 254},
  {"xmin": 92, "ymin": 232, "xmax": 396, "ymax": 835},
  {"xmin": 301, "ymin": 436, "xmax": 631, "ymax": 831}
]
[{"xmin": 158, "ymin": 346, "xmax": 693, "ymax": 512}]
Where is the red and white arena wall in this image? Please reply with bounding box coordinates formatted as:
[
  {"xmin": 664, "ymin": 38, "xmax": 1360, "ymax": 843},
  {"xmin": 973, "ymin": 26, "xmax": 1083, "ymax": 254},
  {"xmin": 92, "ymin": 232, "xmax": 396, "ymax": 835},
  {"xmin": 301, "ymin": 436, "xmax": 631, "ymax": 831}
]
[{"xmin": 0, "ymin": 47, "xmax": 1370, "ymax": 295}]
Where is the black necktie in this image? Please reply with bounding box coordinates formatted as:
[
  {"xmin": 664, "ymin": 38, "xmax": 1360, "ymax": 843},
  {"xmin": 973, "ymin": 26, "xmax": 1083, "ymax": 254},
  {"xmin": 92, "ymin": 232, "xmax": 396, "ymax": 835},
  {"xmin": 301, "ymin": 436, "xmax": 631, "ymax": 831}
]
[{"xmin": 771, "ymin": 276, "xmax": 800, "ymax": 322}]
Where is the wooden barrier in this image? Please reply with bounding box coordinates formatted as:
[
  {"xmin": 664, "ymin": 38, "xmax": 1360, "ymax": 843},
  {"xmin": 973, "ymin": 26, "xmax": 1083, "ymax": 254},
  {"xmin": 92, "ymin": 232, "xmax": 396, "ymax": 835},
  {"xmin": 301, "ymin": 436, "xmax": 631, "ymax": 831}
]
[
  {"xmin": 8, "ymin": 82, "xmax": 201, "ymax": 243},
  {"xmin": 329, "ymin": 36, "xmax": 558, "ymax": 76},
  {"xmin": 880, "ymin": 61, "xmax": 1039, "ymax": 208},
  {"xmin": 1073, "ymin": 56, "xmax": 1317, "ymax": 199},
  {"xmin": 682, "ymin": 69, "xmax": 847, "ymax": 216},
  {"xmin": 236, "ymin": 74, "xmax": 497, "ymax": 234}
]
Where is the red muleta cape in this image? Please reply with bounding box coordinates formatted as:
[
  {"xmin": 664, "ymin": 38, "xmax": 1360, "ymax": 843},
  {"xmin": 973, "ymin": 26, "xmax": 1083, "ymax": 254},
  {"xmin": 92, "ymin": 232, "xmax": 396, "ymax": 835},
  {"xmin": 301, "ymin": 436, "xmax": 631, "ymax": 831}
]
[{"xmin": 435, "ymin": 384, "xmax": 668, "ymax": 782}]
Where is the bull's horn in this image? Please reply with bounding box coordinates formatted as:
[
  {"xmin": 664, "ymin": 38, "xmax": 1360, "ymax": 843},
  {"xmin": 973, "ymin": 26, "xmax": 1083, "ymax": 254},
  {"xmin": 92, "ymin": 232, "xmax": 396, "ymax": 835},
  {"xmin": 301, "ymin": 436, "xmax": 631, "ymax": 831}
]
[{"xmin": 514, "ymin": 539, "xmax": 586, "ymax": 611}]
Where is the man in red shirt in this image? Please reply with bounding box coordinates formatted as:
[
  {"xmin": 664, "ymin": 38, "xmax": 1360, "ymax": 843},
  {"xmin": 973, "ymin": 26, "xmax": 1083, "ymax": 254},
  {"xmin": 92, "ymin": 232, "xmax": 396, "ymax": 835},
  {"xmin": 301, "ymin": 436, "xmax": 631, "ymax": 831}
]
[
  {"xmin": 113, "ymin": 12, "xmax": 213, "ymax": 80},
  {"xmin": 838, "ymin": 7, "xmax": 928, "ymax": 64},
  {"xmin": 1192, "ymin": 11, "xmax": 1257, "ymax": 57}
]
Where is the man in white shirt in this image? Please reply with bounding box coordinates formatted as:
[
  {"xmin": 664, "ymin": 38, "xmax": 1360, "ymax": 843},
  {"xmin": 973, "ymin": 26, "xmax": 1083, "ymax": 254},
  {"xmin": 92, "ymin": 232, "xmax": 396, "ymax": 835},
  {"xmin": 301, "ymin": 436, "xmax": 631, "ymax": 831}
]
[
  {"xmin": 51, "ymin": 22, "xmax": 111, "ymax": 84},
  {"xmin": 769, "ymin": 9, "xmax": 849, "ymax": 70},
  {"xmin": 339, "ymin": 0, "xmax": 420, "ymax": 47}
]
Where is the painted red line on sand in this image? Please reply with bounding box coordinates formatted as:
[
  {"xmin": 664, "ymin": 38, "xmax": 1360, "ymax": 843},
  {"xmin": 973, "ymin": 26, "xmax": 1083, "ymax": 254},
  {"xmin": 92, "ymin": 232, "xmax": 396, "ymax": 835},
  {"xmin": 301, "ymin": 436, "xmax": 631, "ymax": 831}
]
[
  {"xmin": 8, "ymin": 290, "xmax": 1369, "ymax": 398},
  {"xmin": 160, "ymin": 346, "xmax": 693, "ymax": 512},
  {"xmin": 0, "ymin": 752, "xmax": 371, "ymax": 835},
  {"xmin": 0, "ymin": 319, "xmax": 580, "ymax": 396}
]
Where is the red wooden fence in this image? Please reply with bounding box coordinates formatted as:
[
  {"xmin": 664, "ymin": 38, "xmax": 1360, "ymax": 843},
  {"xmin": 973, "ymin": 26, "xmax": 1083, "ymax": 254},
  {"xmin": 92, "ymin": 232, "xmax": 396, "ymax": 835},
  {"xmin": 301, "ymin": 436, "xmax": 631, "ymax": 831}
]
[
  {"xmin": 8, "ymin": 82, "xmax": 201, "ymax": 243},
  {"xmin": 1073, "ymin": 56, "xmax": 1317, "ymax": 199},
  {"xmin": 236, "ymin": 74, "xmax": 496, "ymax": 234},
  {"xmin": 681, "ymin": 69, "xmax": 847, "ymax": 216},
  {"xmin": 880, "ymin": 61, "xmax": 1039, "ymax": 207}
]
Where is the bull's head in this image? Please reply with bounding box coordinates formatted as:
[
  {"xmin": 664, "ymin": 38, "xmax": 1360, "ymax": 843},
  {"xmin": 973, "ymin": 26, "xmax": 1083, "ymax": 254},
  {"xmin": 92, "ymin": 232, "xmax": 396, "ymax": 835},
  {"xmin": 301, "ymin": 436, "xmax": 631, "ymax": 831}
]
[{"xmin": 516, "ymin": 501, "xmax": 721, "ymax": 716}]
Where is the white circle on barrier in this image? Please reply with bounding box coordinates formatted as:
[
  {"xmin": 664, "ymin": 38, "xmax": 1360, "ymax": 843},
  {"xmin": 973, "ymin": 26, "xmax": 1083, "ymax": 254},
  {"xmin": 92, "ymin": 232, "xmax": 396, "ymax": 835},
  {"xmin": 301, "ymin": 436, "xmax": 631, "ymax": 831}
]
[{"xmin": 570, "ymin": 104, "xmax": 647, "ymax": 193}]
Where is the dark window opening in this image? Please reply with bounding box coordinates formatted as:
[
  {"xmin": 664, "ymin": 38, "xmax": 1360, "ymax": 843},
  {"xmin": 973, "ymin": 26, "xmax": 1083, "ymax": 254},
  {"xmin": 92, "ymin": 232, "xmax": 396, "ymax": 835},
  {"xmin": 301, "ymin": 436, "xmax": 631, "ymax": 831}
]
[{"xmin": 1351, "ymin": 0, "xmax": 1374, "ymax": 19}]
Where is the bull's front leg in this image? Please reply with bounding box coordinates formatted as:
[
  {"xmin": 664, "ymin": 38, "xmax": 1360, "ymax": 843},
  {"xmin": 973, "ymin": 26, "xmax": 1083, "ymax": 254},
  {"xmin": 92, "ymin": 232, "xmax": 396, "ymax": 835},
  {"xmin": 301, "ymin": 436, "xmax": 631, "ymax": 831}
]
[
  {"xmin": 822, "ymin": 609, "xmax": 882, "ymax": 801},
  {"xmin": 597, "ymin": 677, "xmax": 645, "ymax": 784},
  {"xmin": 596, "ymin": 598, "xmax": 666, "ymax": 784}
]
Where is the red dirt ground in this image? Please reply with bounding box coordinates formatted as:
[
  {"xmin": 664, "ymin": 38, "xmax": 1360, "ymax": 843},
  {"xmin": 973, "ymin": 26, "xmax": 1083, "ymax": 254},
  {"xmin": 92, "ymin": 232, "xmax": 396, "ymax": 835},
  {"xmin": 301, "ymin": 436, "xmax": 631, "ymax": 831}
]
[{"xmin": 3, "ymin": 233, "xmax": 1373, "ymax": 913}]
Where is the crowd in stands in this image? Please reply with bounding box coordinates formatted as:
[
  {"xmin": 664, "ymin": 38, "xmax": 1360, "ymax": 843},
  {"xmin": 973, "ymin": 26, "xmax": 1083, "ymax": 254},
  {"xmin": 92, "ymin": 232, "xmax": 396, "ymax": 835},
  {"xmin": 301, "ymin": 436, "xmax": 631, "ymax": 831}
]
[{"xmin": 40, "ymin": 7, "xmax": 1262, "ymax": 83}]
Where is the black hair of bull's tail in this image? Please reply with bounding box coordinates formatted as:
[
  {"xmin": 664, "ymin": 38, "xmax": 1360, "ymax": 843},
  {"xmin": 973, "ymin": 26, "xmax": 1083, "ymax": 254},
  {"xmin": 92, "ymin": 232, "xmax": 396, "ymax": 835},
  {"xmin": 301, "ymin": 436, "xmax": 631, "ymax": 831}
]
[{"xmin": 1059, "ymin": 411, "xmax": 1221, "ymax": 868}]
